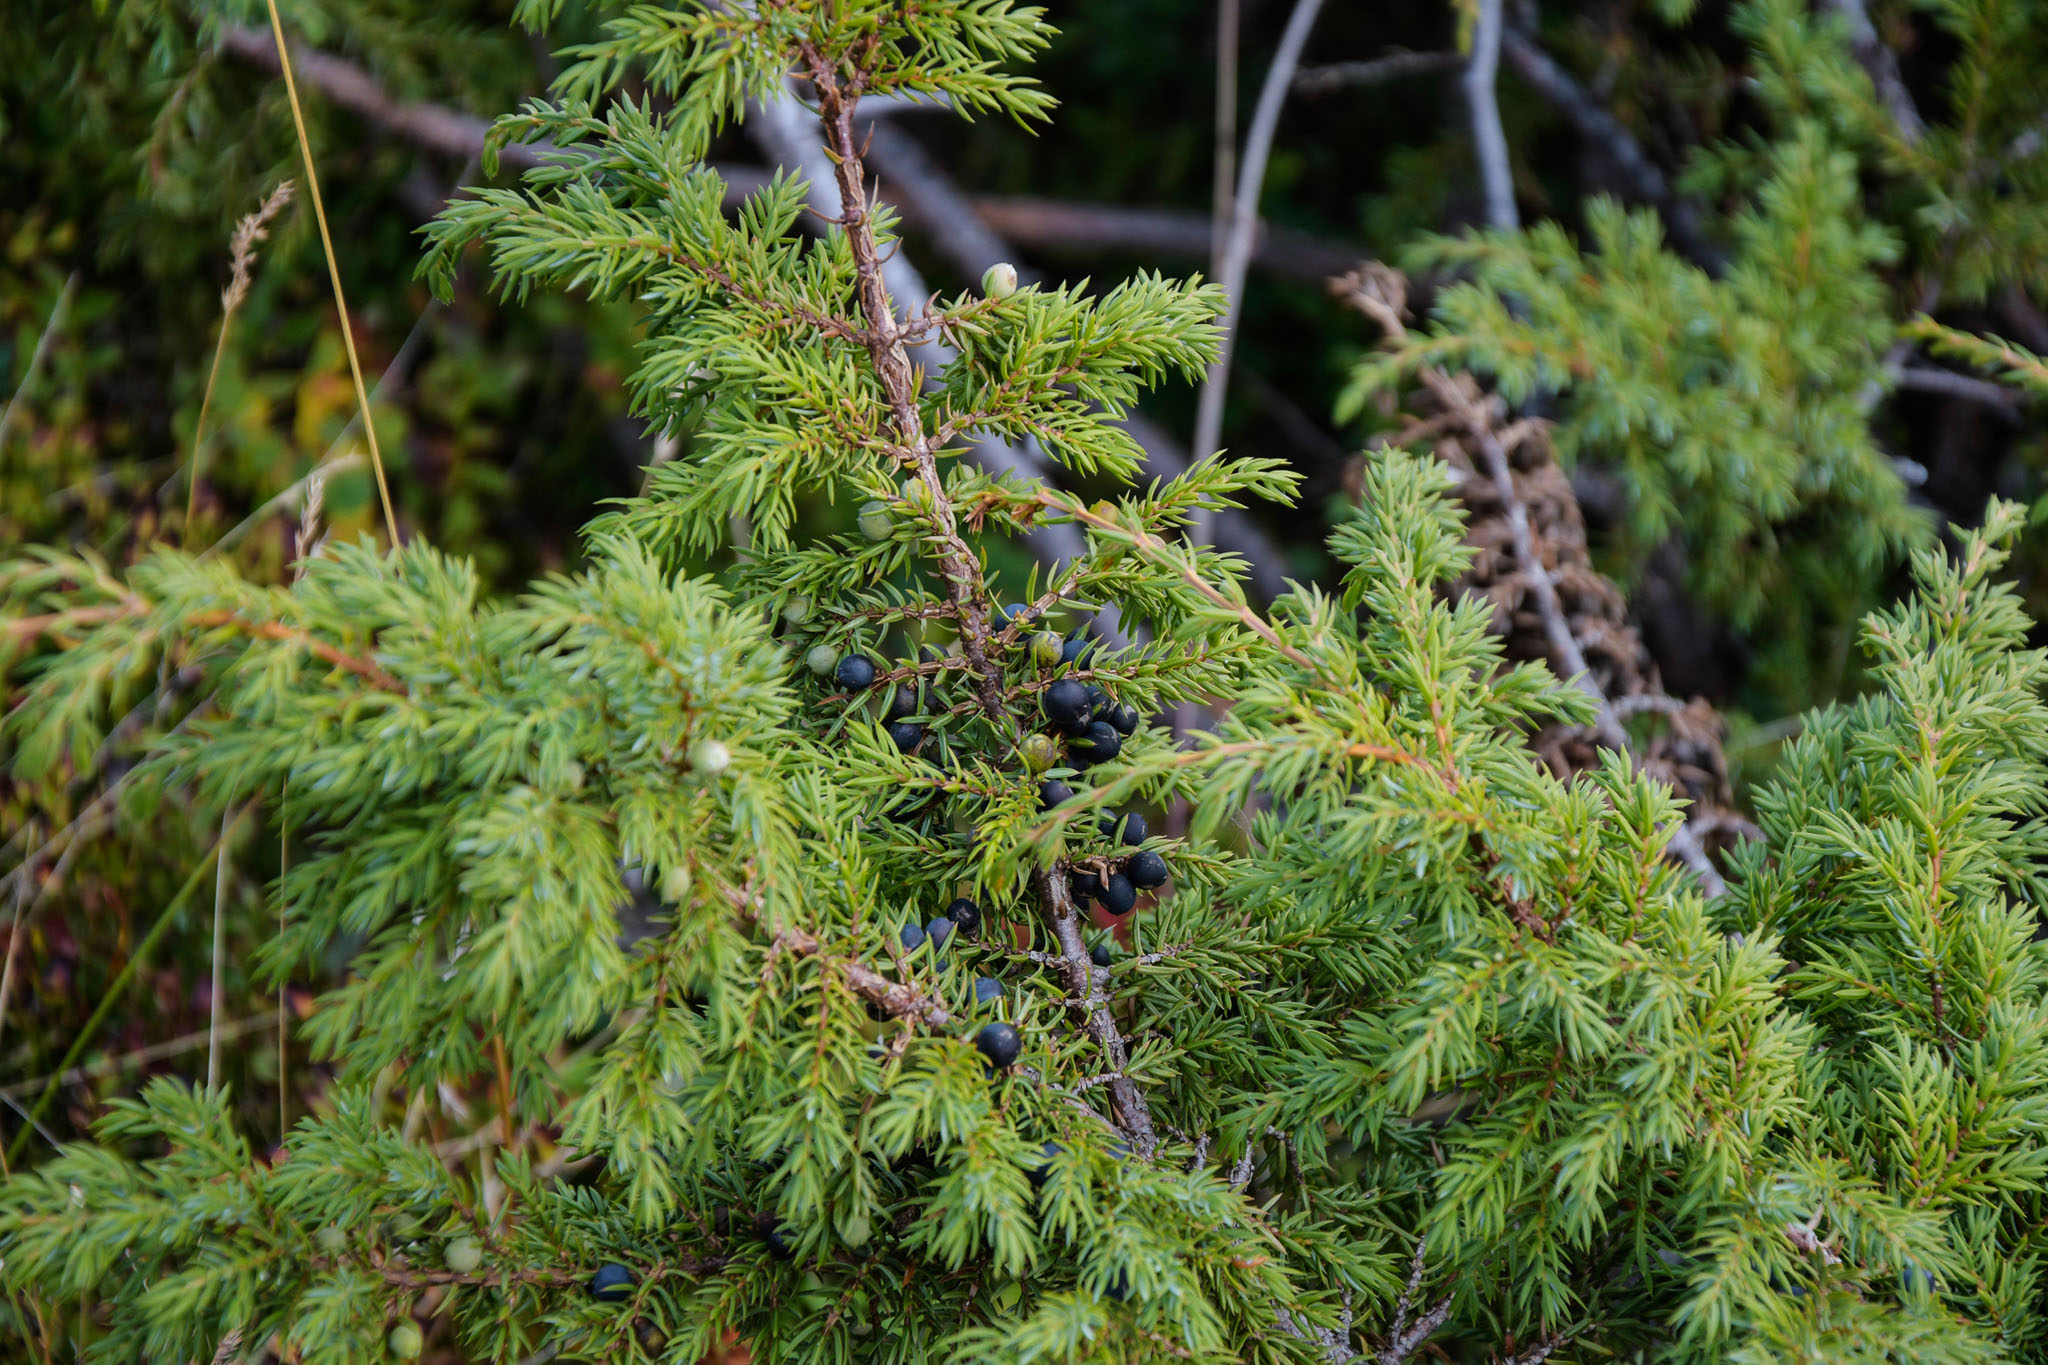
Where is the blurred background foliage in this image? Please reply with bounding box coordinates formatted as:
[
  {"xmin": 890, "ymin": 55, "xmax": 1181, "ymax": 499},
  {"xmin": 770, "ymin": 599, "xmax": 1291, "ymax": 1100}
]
[{"xmin": 6, "ymin": 0, "xmax": 2048, "ymax": 1191}]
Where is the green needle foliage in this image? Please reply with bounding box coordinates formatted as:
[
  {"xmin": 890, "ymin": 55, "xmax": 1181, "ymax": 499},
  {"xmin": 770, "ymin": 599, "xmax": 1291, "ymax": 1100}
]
[{"xmin": 8, "ymin": 4, "xmax": 2048, "ymax": 1364}]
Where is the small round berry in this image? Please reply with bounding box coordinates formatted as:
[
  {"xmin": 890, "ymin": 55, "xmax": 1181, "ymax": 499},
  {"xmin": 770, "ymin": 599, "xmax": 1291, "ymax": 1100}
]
[
  {"xmin": 388, "ymin": 1321, "xmax": 424, "ymax": 1359},
  {"xmin": 1027, "ymin": 1140, "xmax": 1061, "ymax": 1191},
  {"xmin": 756, "ymin": 1213, "xmax": 794, "ymax": 1260},
  {"xmin": 1103, "ymin": 702, "xmax": 1141, "ymax": 737},
  {"xmin": 1126, "ymin": 850, "xmax": 1169, "ymax": 890},
  {"xmin": 1020, "ymin": 733, "xmax": 1059, "ymax": 772},
  {"xmin": 838, "ymin": 1208, "xmax": 873, "ymax": 1249},
  {"xmin": 806, "ymin": 643, "xmax": 840, "ymax": 676},
  {"xmin": 1098, "ymin": 873, "xmax": 1137, "ymax": 916},
  {"xmin": 982, "ymin": 261, "xmax": 1019, "ymax": 299},
  {"xmin": 1084, "ymin": 685, "xmax": 1109, "ymax": 714},
  {"xmin": 835, "ymin": 654, "xmax": 879, "ymax": 690},
  {"xmin": 995, "ymin": 601, "xmax": 1032, "ymax": 631},
  {"xmin": 975, "ymin": 1021, "xmax": 1022, "ymax": 1068},
  {"xmin": 781, "ymin": 595, "xmax": 813, "ymax": 626},
  {"xmin": 1104, "ymin": 1269, "xmax": 1132, "ymax": 1303},
  {"xmin": 443, "ymin": 1235, "xmax": 484, "ymax": 1274},
  {"xmin": 1042, "ymin": 678, "xmax": 1091, "ymax": 730},
  {"xmin": 1102, "ymin": 812, "xmax": 1149, "ymax": 846},
  {"xmin": 858, "ymin": 500, "xmax": 893, "ymax": 541},
  {"xmin": 888, "ymin": 720, "xmax": 925, "ymax": 753},
  {"xmin": 689, "ymin": 740, "xmax": 732, "ymax": 776},
  {"xmin": 925, "ymin": 916, "xmax": 954, "ymax": 951},
  {"xmin": 1090, "ymin": 941, "xmax": 1113, "ymax": 968},
  {"xmin": 945, "ymin": 898, "xmax": 982, "ymax": 933},
  {"xmin": 899, "ymin": 921, "xmax": 927, "ymax": 953},
  {"xmin": 1070, "ymin": 721, "xmax": 1122, "ymax": 765},
  {"xmin": 1030, "ymin": 631, "xmax": 1063, "ymax": 668},
  {"xmin": 661, "ymin": 864, "xmax": 693, "ymax": 903},
  {"xmin": 1070, "ymin": 869, "xmax": 1102, "ymax": 902},
  {"xmin": 901, "ymin": 477, "xmax": 933, "ymax": 507},
  {"xmin": 973, "ymin": 975, "xmax": 1003, "ymax": 1005},
  {"xmin": 314, "ymin": 1225, "xmax": 347, "ymax": 1254},
  {"xmin": 1060, "ymin": 632, "xmax": 1097, "ymax": 666},
  {"xmin": 589, "ymin": 1262, "xmax": 636, "ymax": 1301},
  {"xmin": 886, "ymin": 683, "xmax": 920, "ymax": 720},
  {"xmin": 1038, "ymin": 779, "xmax": 1075, "ymax": 810}
]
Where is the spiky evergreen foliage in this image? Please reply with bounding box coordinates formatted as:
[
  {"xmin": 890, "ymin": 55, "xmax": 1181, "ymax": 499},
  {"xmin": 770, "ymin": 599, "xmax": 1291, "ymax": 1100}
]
[
  {"xmin": 9, "ymin": 5, "xmax": 2048, "ymax": 1364},
  {"xmin": 1344, "ymin": 0, "xmax": 2048, "ymax": 708},
  {"xmin": 1343, "ymin": 130, "xmax": 1922, "ymax": 671}
]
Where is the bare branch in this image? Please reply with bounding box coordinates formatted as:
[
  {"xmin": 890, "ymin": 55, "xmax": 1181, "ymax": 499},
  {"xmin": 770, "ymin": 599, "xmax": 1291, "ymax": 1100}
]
[
  {"xmin": 1464, "ymin": 0, "xmax": 1519, "ymax": 233},
  {"xmin": 1036, "ymin": 866, "xmax": 1158, "ymax": 1157},
  {"xmin": 1896, "ymin": 364, "xmax": 2026, "ymax": 417},
  {"xmin": 218, "ymin": 23, "xmax": 558, "ymax": 172},
  {"xmin": 1192, "ymin": 0, "xmax": 1331, "ymax": 529},
  {"xmin": 1822, "ymin": 0, "xmax": 1926, "ymax": 147},
  {"xmin": 1499, "ymin": 24, "xmax": 1725, "ymax": 273},
  {"xmin": 1294, "ymin": 50, "xmax": 1461, "ymax": 98},
  {"xmin": 969, "ymin": 196, "xmax": 1361, "ymax": 284}
]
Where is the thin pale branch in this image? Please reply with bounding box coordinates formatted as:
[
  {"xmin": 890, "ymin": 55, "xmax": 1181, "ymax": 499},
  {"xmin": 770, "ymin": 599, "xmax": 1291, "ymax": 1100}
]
[
  {"xmin": 1294, "ymin": 50, "xmax": 1460, "ymax": 97},
  {"xmin": 1191, "ymin": 0, "xmax": 1330, "ymax": 528},
  {"xmin": 1464, "ymin": 0, "xmax": 1519, "ymax": 233}
]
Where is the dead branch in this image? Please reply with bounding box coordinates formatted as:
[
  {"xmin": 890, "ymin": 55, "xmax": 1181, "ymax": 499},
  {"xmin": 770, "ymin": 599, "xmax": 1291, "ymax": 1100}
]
[
  {"xmin": 1499, "ymin": 24, "xmax": 1726, "ymax": 273},
  {"xmin": 1294, "ymin": 50, "xmax": 1461, "ymax": 98},
  {"xmin": 1334, "ymin": 266, "xmax": 1734, "ymax": 897}
]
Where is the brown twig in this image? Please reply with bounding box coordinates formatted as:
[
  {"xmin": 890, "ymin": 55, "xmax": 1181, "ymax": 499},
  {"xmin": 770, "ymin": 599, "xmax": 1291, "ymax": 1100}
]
[
  {"xmin": 770, "ymin": 927, "xmax": 955, "ymax": 1027},
  {"xmin": 1035, "ymin": 866, "xmax": 1157, "ymax": 1156}
]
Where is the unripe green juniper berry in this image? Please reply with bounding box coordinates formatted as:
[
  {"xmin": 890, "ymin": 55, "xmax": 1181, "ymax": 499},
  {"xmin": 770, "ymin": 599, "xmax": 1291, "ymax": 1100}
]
[
  {"xmin": 1099, "ymin": 873, "xmax": 1137, "ymax": 916},
  {"xmin": 388, "ymin": 1321, "xmax": 423, "ymax": 1359},
  {"xmin": 975, "ymin": 1021, "xmax": 1022, "ymax": 1068},
  {"xmin": 1030, "ymin": 631, "xmax": 1062, "ymax": 667},
  {"xmin": 805, "ymin": 643, "xmax": 839, "ymax": 675},
  {"xmin": 689, "ymin": 740, "xmax": 731, "ymax": 776},
  {"xmin": 588, "ymin": 1263, "xmax": 636, "ymax": 1301},
  {"xmin": 982, "ymin": 261, "xmax": 1019, "ymax": 299},
  {"xmin": 781, "ymin": 595, "xmax": 812, "ymax": 625},
  {"xmin": 858, "ymin": 500, "xmax": 892, "ymax": 540},
  {"xmin": 835, "ymin": 654, "xmax": 878, "ymax": 690},
  {"xmin": 1020, "ymin": 733, "xmax": 1058, "ymax": 771},
  {"xmin": 444, "ymin": 1235, "xmax": 483, "ymax": 1274},
  {"xmin": 1126, "ymin": 850, "xmax": 1169, "ymax": 890}
]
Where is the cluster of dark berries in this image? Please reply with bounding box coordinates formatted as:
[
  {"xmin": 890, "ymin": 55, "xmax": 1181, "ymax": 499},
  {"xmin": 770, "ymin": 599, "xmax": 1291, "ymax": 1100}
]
[
  {"xmin": 1039, "ymin": 677, "xmax": 1138, "ymax": 767},
  {"xmin": 899, "ymin": 897, "xmax": 981, "ymax": 962},
  {"xmin": 1051, "ymin": 806, "xmax": 1170, "ymax": 915}
]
